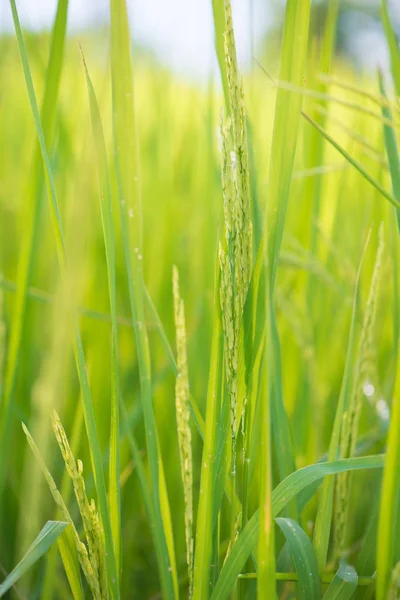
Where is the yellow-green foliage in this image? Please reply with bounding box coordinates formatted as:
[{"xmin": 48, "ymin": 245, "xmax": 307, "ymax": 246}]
[{"xmin": 1, "ymin": 2, "xmax": 400, "ymax": 598}]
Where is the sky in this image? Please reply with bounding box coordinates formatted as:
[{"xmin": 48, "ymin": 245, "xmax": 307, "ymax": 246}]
[
  {"xmin": 0, "ymin": 0, "xmax": 273, "ymax": 79},
  {"xmin": 0, "ymin": 0, "xmax": 398, "ymax": 80}
]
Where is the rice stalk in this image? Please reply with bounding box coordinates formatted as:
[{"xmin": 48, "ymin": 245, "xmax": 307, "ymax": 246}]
[
  {"xmin": 172, "ymin": 266, "xmax": 193, "ymax": 597},
  {"xmin": 334, "ymin": 226, "xmax": 384, "ymax": 559},
  {"xmin": 218, "ymin": 0, "xmax": 252, "ymax": 556}
]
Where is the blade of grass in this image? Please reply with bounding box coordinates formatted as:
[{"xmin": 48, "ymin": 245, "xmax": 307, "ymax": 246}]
[
  {"xmin": 0, "ymin": 521, "xmax": 68, "ymax": 598},
  {"xmin": 211, "ymin": 454, "xmax": 385, "ymax": 600},
  {"xmin": 275, "ymin": 518, "xmax": 322, "ymax": 600},
  {"xmin": 376, "ymin": 340, "xmax": 400, "ymax": 599},
  {"xmin": 258, "ymin": 299, "xmax": 276, "ymax": 599},
  {"xmin": 0, "ymin": 0, "xmax": 68, "ymax": 504},
  {"xmin": 322, "ymin": 563, "xmax": 358, "ymax": 599},
  {"xmin": 379, "ymin": 72, "xmax": 400, "ymax": 225},
  {"xmin": 56, "ymin": 526, "xmax": 85, "ymax": 600},
  {"xmin": 109, "ymin": 1, "xmax": 178, "ymax": 597},
  {"xmin": 81, "ymin": 49, "xmax": 121, "ymax": 577},
  {"xmin": 265, "ymin": 0, "xmax": 311, "ymax": 517},
  {"xmin": 302, "ymin": 112, "xmax": 400, "ymax": 210},
  {"xmin": 375, "ymin": 66, "xmax": 400, "ymax": 600},
  {"xmin": 192, "ymin": 266, "xmax": 224, "ymax": 599},
  {"xmin": 9, "ymin": 2, "xmax": 119, "ymax": 596}
]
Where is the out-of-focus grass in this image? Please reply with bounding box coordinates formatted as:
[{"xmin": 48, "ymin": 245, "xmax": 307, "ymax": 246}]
[{"xmin": 0, "ymin": 1, "xmax": 400, "ymax": 598}]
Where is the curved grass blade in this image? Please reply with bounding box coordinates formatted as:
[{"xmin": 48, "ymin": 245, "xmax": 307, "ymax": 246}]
[
  {"xmin": 0, "ymin": 0, "xmax": 68, "ymax": 504},
  {"xmin": 210, "ymin": 455, "xmax": 385, "ymax": 600},
  {"xmin": 0, "ymin": 521, "xmax": 68, "ymax": 598},
  {"xmin": 379, "ymin": 72, "xmax": 400, "ymax": 226},
  {"xmin": 81, "ymin": 49, "xmax": 121, "ymax": 577},
  {"xmin": 9, "ymin": 2, "xmax": 119, "ymax": 596},
  {"xmin": 302, "ymin": 112, "xmax": 400, "ymax": 211},
  {"xmin": 110, "ymin": 0, "xmax": 178, "ymax": 596},
  {"xmin": 323, "ymin": 563, "xmax": 358, "ymax": 600},
  {"xmin": 275, "ymin": 518, "xmax": 321, "ymax": 600}
]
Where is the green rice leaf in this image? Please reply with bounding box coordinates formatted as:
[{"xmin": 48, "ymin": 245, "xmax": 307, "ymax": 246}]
[
  {"xmin": 0, "ymin": 521, "xmax": 68, "ymax": 598},
  {"xmin": 376, "ymin": 352, "xmax": 400, "ymax": 599},
  {"xmin": 109, "ymin": 2, "xmax": 178, "ymax": 595},
  {"xmin": 193, "ymin": 265, "xmax": 224, "ymax": 599},
  {"xmin": 323, "ymin": 563, "xmax": 358, "ymax": 599},
  {"xmin": 81, "ymin": 48, "xmax": 121, "ymax": 576},
  {"xmin": 275, "ymin": 518, "xmax": 321, "ymax": 600},
  {"xmin": 302, "ymin": 112, "xmax": 400, "ymax": 211},
  {"xmin": 211, "ymin": 454, "xmax": 384, "ymax": 600},
  {"xmin": 56, "ymin": 526, "xmax": 85, "ymax": 600},
  {"xmin": 378, "ymin": 72, "xmax": 400, "ymax": 225}
]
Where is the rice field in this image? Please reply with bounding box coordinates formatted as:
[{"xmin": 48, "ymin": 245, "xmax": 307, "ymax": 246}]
[{"xmin": 1, "ymin": 0, "xmax": 400, "ymax": 598}]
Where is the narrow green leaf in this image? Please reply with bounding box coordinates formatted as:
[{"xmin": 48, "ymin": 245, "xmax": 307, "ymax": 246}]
[
  {"xmin": 211, "ymin": 455, "xmax": 385, "ymax": 600},
  {"xmin": 275, "ymin": 518, "xmax": 321, "ymax": 600},
  {"xmin": 379, "ymin": 72, "xmax": 400, "ymax": 223},
  {"xmin": 81, "ymin": 49, "xmax": 121, "ymax": 577},
  {"xmin": 193, "ymin": 267, "xmax": 224, "ymax": 598},
  {"xmin": 109, "ymin": 1, "xmax": 178, "ymax": 596},
  {"xmin": 258, "ymin": 277, "xmax": 276, "ymax": 599},
  {"xmin": 264, "ymin": 0, "xmax": 311, "ymax": 533},
  {"xmin": 376, "ymin": 354, "xmax": 400, "ymax": 598},
  {"xmin": 266, "ymin": 0, "xmax": 311, "ymax": 289},
  {"xmin": 56, "ymin": 526, "xmax": 85, "ymax": 600},
  {"xmin": 302, "ymin": 112, "xmax": 400, "ymax": 210},
  {"xmin": 0, "ymin": 521, "xmax": 68, "ymax": 598},
  {"xmin": 323, "ymin": 563, "xmax": 358, "ymax": 600}
]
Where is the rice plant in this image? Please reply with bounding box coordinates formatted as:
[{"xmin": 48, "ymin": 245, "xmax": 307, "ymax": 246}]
[{"xmin": 1, "ymin": 0, "xmax": 400, "ymax": 598}]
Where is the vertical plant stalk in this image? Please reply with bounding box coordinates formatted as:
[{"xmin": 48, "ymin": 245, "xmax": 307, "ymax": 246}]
[
  {"xmin": 172, "ymin": 267, "xmax": 194, "ymax": 597},
  {"xmin": 109, "ymin": 1, "xmax": 178, "ymax": 598},
  {"xmin": 257, "ymin": 273, "xmax": 276, "ymax": 600},
  {"xmin": 218, "ymin": 0, "xmax": 252, "ymax": 555},
  {"xmin": 192, "ymin": 261, "xmax": 224, "ymax": 599},
  {"xmin": 377, "ymin": 343, "xmax": 400, "ymax": 599},
  {"xmin": 376, "ymin": 17, "xmax": 400, "ymax": 594},
  {"xmin": 302, "ymin": 0, "xmax": 339, "ymax": 466},
  {"xmin": 263, "ymin": 0, "xmax": 311, "ymax": 523},
  {"xmin": 82, "ymin": 51, "xmax": 121, "ymax": 576}
]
